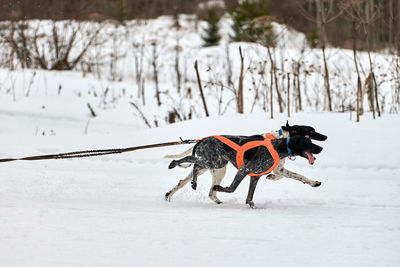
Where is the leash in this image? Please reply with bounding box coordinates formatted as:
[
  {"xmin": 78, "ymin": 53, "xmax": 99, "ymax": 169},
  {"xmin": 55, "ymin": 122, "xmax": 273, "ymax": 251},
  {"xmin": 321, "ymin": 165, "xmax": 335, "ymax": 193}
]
[{"xmin": 0, "ymin": 138, "xmax": 197, "ymax": 163}]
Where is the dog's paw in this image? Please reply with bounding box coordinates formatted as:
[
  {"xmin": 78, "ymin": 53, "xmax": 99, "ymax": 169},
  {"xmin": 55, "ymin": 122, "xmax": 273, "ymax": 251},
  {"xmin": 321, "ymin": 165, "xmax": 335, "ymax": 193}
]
[
  {"xmin": 246, "ymin": 201, "xmax": 256, "ymax": 209},
  {"xmin": 164, "ymin": 192, "xmax": 171, "ymax": 202},
  {"xmin": 168, "ymin": 160, "xmax": 177, "ymax": 169},
  {"xmin": 191, "ymin": 181, "xmax": 197, "ymax": 190},
  {"xmin": 211, "ymin": 198, "xmax": 223, "ymax": 204},
  {"xmin": 312, "ymin": 181, "xmax": 322, "ymax": 187}
]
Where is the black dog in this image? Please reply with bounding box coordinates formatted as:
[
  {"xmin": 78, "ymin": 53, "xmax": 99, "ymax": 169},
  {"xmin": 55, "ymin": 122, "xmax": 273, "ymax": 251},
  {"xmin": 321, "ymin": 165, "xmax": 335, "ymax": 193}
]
[
  {"xmin": 281, "ymin": 122, "xmax": 327, "ymax": 141},
  {"xmin": 168, "ymin": 134, "xmax": 323, "ymax": 208}
]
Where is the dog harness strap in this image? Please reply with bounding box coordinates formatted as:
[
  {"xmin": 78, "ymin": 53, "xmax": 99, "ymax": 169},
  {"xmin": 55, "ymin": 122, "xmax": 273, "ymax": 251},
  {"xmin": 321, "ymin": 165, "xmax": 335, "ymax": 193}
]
[
  {"xmin": 249, "ymin": 138, "xmax": 280, "ymax": 176},
  {"xmin": 264, "ymin": 133, "xmax": 275, "ymax": 139},
  {"xmin": 212, "ymin": 134, "xmax": 280, "ymax": 177},
  {"xmin": 212, "ymin": 135, "xmax": 242, "ymax": 151},
  {"xmin": 238, "ymin": 140, "xmax": 267, "ymax": 173}
]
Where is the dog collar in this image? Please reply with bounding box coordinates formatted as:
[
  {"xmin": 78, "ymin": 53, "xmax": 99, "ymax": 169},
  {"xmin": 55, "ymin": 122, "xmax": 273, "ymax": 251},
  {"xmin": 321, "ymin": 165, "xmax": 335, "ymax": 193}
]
[
  {"xmin": 278, "ymin": 129, "xmax": 283, "ymax": 136},
  {"xmin": 286, "ymin": 138, "xmax": 293, "ymax": 156}
]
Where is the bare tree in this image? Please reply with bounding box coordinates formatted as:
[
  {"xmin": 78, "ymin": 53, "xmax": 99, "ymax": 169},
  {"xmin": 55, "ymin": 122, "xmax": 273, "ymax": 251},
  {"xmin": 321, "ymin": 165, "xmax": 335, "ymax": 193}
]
[
  {"xmin": 287, "ymin": 73, "xmax": 291, "ymax": 117},
  {"xmin": 225, "ymin": 43, "xmax": 234, "ymax": 89},
  {"xmin": 0, "ymin": 21, "xmax": 104, "ymax": 71},
  {"xmin": 342, "ymin": 0, "xmax": 381, "ymax": 118},
  {"xmin": 0, "ymin": 22, "xmax": 32, "ymax": 69},
  {"xmin": 237, "ymin": 46, "xmax": 244, "ymax": 114},
  {"xmin": 174, "ymin": 34, "xmax": 182, "ymax": 93},
  {"xmin": 269, "ymin": 54, "xmax": 274, "ymax": 119},
  {"xmin": 291, "ymin": 46, "xmax": 310, "ymax": 112},
  {"xmin": 194, "ymin": 60, "xmax": 210, "ymax": 117},
  {"xmin": 266, "ymin": 45, "xmax": 284, "ymax": 113},
  {"xmin": 253, "ymin": 16, "xmax": 284, "ymax": 113},
  {"xmin": 133, "ymin": 39, "xmax": 145, "ymax": 104},
  {"xmin": 353, "ymin": 20, "xmax": 362, "ymax": 122},
  {"xmin": 45, "ymin": 21, "xmax": 104, "ymax": 70},
  {"xmin": 300, "ymin": 0, "xmax": 343, "ymax": 111},
  {"xmin": 151, "ymin": 40, "xmax": 161, "ymax": 107},
  {"xmin": 250, "ymin": 60, "xmax": 267, "ymax": 112},
  {"xmin": 172, "ymin": 14, "xmax": 183, "ymax": 93},
  {"xmin": 110, "ymin": 25, "xmax": 127, "ymax": 81}
]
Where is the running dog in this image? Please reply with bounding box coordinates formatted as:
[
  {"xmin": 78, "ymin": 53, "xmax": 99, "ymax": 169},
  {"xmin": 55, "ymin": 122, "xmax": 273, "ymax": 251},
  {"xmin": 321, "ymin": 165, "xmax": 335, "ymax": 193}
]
[{"xmin": 165, "ymin": 122, "xmax": 327, "ymax": 207}]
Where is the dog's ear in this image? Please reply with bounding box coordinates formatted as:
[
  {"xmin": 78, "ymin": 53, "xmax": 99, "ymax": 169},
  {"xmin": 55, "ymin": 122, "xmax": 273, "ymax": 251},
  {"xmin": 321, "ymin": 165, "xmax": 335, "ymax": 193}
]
[{"xmin": 282, "ymin": 120, "xmax": 290, "ymax": 131}]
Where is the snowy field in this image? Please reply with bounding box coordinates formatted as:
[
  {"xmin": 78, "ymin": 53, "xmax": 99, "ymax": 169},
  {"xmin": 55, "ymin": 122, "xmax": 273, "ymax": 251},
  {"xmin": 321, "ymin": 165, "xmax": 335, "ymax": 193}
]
[
  {"xmin": 0, "ymin": 14, "xmax": 399, "ymax": 267},
  {"xmin": 0, "ymin": 109, "xmax": 399, "ymax": 266}
]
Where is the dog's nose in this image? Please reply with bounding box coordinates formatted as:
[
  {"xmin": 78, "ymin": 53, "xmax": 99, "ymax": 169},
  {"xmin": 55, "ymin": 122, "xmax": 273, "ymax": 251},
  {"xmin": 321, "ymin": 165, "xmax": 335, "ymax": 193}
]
[
  {"xmin": 312, "ymin": 133, "xmax": 328, "ymax": 141},
  {"xmin": 320, "ymin": 135, "xmax": 328, "ymax": 141}
]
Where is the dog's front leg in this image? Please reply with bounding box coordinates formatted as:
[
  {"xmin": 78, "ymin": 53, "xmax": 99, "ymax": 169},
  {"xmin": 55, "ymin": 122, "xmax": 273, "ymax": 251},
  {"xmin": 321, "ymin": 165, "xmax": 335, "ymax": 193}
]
[
  {"xmin": 266, "ymin": 161, "xmax": 285, "ymax": 181},
  {"xmin": 265, "ymin": 172, "xmax": 284, "ymax": 181},
  {"xmin": 282, "ymin": 169, "xmax": 321, "ymax": 187},
  {"xmin": 246, "ymin": 176, "xmax": 261, "ymax": 208},
  {"xmin": 212, "ymin": 167, "xmax": 249, "ymax": 193}
]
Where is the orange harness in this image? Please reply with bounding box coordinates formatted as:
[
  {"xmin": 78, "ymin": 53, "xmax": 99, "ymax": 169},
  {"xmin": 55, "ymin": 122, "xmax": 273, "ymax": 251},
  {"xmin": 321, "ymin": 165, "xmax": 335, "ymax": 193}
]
[{"xmin": 211, "ymin": 133, "xmax": 280, "ymax": 176}]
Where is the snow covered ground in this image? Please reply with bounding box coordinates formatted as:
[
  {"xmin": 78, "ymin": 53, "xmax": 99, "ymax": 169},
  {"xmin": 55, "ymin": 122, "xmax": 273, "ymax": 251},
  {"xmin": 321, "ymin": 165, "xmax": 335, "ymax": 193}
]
[{"xmin": 0, "ymin": 109, "xmax": 399, "ymax": 266}]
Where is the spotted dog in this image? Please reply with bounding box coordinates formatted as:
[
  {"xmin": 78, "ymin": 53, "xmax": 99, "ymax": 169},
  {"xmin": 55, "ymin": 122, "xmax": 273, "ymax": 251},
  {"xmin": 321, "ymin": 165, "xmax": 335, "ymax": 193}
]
[
  {"xmin": 165, "ymin": 122, "xmax": 327, "ymax": 206},
  {"xmin": 168, "ymin": 133, "xmax": 323, "ymax": 207}
]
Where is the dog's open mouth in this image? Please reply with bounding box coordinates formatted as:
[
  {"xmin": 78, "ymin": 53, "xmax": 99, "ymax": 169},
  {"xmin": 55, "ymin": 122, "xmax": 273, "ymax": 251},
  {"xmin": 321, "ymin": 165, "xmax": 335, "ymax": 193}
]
[{"xmin": 303, "ymin": 152, "xmax": 315, "ymax": 165}]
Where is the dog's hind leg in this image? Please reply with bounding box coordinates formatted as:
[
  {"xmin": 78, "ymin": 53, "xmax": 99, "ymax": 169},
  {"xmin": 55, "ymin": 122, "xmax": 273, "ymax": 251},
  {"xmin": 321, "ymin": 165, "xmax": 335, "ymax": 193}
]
[
  {"xmin": 213, "ymin": 167, "xmax": 249, "ymax": 193},
  {"xmin": 282, "ymin": 169, "xmax": 321, "ymax": 187},
  {"xmin": 165, "ymin": 168, "xmax": 207, "ymax": 201},
  {"xmin": 208, "ymin": 166, "xmax": 227, "ymax": 204},
  {"xmin": 245, "ymin": 176, "xmax": 261, "ymax": 208},
  {"xmin": 191, "ymin": 164, "xmax": 206, "ymax": 190},
  {"xmin": 168, "ymin": 156, "xmax": 204, "ymax": 169}
]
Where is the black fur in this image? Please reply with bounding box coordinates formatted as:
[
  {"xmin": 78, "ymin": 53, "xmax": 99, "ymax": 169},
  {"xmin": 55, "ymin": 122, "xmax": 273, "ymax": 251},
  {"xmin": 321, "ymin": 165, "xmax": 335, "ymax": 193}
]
[{"xmin": 282, "ymin": 121, "xmax": 327, "ymax": 141}]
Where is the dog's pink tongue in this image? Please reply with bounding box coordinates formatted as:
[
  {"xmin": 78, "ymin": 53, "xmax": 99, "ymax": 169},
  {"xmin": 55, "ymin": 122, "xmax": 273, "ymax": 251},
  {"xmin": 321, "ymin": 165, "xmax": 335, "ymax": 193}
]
[{"xmin": 304, "ymin": 152, "xmax": 315, "ymax": 165}]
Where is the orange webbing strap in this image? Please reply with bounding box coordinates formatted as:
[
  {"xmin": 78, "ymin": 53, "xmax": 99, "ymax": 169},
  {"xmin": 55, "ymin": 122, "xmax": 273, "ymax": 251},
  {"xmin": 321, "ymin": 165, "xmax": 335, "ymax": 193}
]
[
  {"xmin": 212, "ymin": 135, "xmax": 242, "ymax": 152},
  {"xmin": 247, "ymin": 138, "xmax": 280, "ymax": 176},
  {"xmin": 264, "ymin": 133, "xmax": 276, "ymax": 139},
  {"xmin": 212, "ymin": 135, "xmax": 280, "ymax": 177}
]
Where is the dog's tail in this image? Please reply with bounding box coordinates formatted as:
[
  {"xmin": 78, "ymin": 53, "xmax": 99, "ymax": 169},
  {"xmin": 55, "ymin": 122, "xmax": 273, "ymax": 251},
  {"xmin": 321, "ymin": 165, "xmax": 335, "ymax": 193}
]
[{"xmin": 164, "ymin": 146, "xmax": 194, "ymax": 159}]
